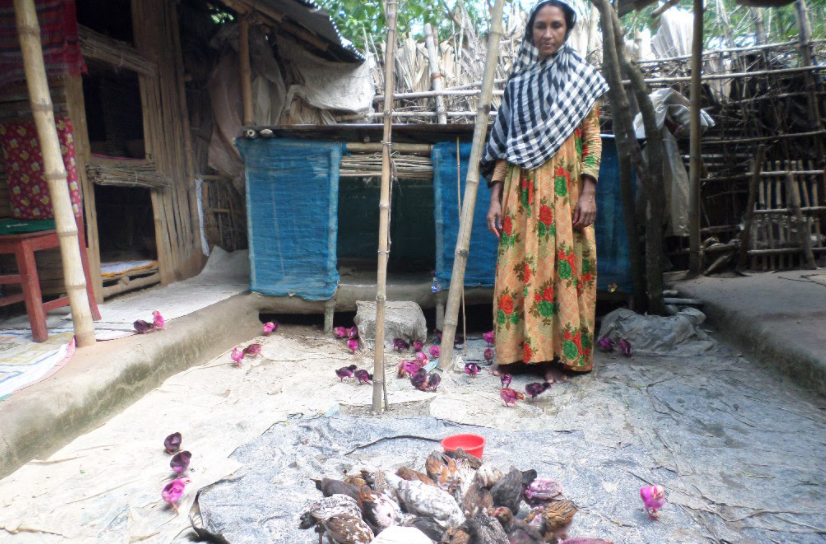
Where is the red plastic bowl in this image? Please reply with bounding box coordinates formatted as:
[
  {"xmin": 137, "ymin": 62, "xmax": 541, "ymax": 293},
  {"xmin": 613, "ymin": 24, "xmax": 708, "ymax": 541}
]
[{"xmin": 441, "ymin": 434, "xmax": 486, "ymax": 459}]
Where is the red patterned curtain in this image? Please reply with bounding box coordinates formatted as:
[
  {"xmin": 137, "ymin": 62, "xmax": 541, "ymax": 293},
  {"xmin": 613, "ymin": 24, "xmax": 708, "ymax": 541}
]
[{"xmin": 0, "ymin": 0, "xmax": 86, "ymax": 87}]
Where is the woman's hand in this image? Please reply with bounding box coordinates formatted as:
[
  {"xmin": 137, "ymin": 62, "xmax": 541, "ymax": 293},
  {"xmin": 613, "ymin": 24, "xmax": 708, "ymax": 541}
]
[
  {"xmin": 572, "ymin": 176, "xmax": 596, "ymax": 230},
  {"xmin": 487, "ymin": 181, "xmax": 504, "ymax": 238}
]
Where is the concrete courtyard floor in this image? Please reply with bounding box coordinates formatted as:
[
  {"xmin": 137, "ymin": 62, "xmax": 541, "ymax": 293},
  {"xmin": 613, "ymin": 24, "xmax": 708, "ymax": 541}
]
[{"xmin": 0, "ymin": 316, "xmax": 824, "ymax": 543}]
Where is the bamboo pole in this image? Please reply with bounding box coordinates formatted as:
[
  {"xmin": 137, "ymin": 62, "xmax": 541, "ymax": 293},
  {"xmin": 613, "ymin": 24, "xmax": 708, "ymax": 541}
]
[
  {"xmin": 738, "ymin": 146, "xmax": 765, "ymax": 271},
  {"xmin": 438, "ymin": 0, "xmax": 505, "ymax": 370},
  {"xmin": 424, "ymin": 23, "xmax": 447, "ymax": 124},
  {"xmin": 239, "ymin": 18, "xmax": 254, "ymax": 125},
  {"xmin": 785, "ymin": 172, "xmax": 818, "ymax": 269},
  {"xmin": 688, "ymin": 0, "xmax": 704, "ymax": 275},
  {"xmin": 14, "ymin": 0, "xmax": 95, "ymax": 346},
  {"xmin": 372, "ymin": 0, "xmax": 398, "ymax": 414},
  {"xmin": 794, "ymin": 0, "xmax": 825, "ymax": 164}
]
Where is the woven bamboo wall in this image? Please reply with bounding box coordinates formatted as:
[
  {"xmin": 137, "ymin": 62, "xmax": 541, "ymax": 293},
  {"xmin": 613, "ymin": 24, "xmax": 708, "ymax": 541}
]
[{"xmin": 132, "ymin": 0, "xmax": 201, "ymax": 283}]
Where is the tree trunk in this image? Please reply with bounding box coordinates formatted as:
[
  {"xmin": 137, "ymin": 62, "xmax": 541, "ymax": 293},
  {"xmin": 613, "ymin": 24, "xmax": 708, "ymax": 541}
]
[{"xmin": 592, "ymin": 0, "xmax": 650, "ymax": 312}]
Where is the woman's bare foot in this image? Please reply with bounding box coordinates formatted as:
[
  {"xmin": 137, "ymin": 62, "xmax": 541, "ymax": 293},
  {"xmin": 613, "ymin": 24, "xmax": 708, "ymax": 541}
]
[
  {"xmin": 488, "ymin": 363, "xmax": 502, "ymax": 376},
  {"xmin": 543, "ymin": 363, "xmax": 570, "ymax": 384}
]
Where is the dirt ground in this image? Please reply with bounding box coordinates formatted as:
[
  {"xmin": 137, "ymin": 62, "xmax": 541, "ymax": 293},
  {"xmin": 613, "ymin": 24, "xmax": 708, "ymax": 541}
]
[{"xmin": 0, "ymin": 321, "xmax": 824, "ymax": 544}]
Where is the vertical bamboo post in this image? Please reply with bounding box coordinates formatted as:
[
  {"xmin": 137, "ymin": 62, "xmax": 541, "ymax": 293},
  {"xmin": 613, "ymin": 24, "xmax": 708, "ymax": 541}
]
[
  {"xmin": 372, "ymin": 0, "xmax": 398, "ymax": 413},
  {"xmin": 424, "ymin": 23, "xmax": 447, "ymax": 124},
  {"xmin": 751, "ymin": 8, "xmax": 767, "ymax": 45},
  {"xmin": 688, "ymin": 0, "xmax": 704, "ymax": 275},
  {"xmin": 794, "ymin": 0, "xmax": 825, "ymax": 164},
  {"xmin": 438, "ymin": 0, "xmax": 505, "ymax": 370},
  {"xmin": 239, "ymin": 17, "xmax": 254, "ymax": 125},
  {"xmin": 738, "ymin": 146, "xmax": 765, "ymax": 271},
  {"xmin": 785, "ymin": 172, "xmax": 817, "ymax": 269},
  {"xmin": 14, "ymin": 0, "xmax": 95, "ymax": 346}
]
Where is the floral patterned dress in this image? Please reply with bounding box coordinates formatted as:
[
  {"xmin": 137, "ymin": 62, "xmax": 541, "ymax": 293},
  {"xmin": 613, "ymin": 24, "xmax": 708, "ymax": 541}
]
[{"xmin": 492, "ymin": 106, "xmax": 601, "ymax": 372}]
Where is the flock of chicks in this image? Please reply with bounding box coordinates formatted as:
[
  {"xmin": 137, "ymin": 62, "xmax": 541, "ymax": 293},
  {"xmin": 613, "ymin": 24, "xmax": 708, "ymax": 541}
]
[
  {"xmin": 133, "ymin": 310, "xmax": 165, "ymax": 334},
  {"xmin": 230, "ymin": 321, "xmax": 279, "ymax": 367},
  {"xmin": 299, "ymin": 447, "xmax": 621, "ymax": 544},
  {"xmin": 160, "ymin": 432, "xmax": 193, "ymax": 513}
]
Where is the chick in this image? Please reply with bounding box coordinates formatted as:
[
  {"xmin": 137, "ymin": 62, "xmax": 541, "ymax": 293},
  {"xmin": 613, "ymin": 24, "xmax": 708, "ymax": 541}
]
[
  {"xmin": 462, "ymin": 481, "xmax": 494, "ymax": 517},
  {"xmin": 321, "ymin": 513, "xmax": 374, "ymax": 544},
  {"xmin": 491, "ymin": 506, "xmax": 544, "ymax": 544},
  {"xmin": 397, "ymin": 467, "xmax": 437, "ymax": 487},
  {"xmin": 299, "ymin": 494, "xmax": 362, "ymax": 529},
  {"xmin": 133, "ymin": 319, "xmax": 153, "ymax": 334},
  {"xmin": 425, "ymin": 451, "xmax": 460, "ymax": 491},
  {"xmin": 456, "ymin": 512, "xmax": 509, "ymax": 544},
  {"xmin": 524, "ymin": 478, "xmax": 564, "ymax": 506},
  {"xmin": 525, "ymin": 382, "xmax": 551, "ymax": 400},
  {"xmin": 384, "ymin": 471, "xmax": 464, "ymax": 528},
  {"xmin": 358, "ymin": 485, "xmax": 403, "ymax": 534},
  {"xmin": 336, "ymin": 365, "xmax": 358, "ymax": 381},
  {"xmin": 475, "ymin": 464, "xmax": 505, "ymax": 488},
  {"xmin": 404, "ymin": 516, "xmax": 446, "ymax": 542},
  {"xmin": 313, "ymin": 477, "xmax": 361, "ymax": 502},
  {"xmin": 170, "ymin": 451, "xmax": 191, "ymax": 474},
  {"xmin": 161, "ymin": 477, "xmax": 190, "ymax": 514},
  {"xmin": 525, "ymin": 500, "xmax": 578, "ymax": 542},
  {"xmin": 354, "ymin": 370, "xmax": 372, "ymax": 384},
  {"xmin": 164, "ymin": 432, "xmax": 182, "ymax": 454},
  {"xmin": 411, "ymin": 368, "xmax": 429, "ymax": 391},
  {"xmin": 152, "ymin": 310, "xmax": 165, "ymax": 330},
  {"xmin": 491, "ymin": 467, "xmax": 526, "ymax": 514}
]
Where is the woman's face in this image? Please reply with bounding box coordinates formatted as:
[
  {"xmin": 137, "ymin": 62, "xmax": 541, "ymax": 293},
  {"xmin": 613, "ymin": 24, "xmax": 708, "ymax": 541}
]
[{"xmin": 532, "ymin": 5, "xmax": 568, "ymax": 59}]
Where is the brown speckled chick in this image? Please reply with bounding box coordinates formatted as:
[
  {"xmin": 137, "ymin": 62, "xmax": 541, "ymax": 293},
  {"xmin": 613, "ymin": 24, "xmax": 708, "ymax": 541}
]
[
  {"xmin": 462, "ymin": 481, "xmax": 494, "ymax": 517},
  {"xmin": 397, "ymin": 466, "xmax": 438, "ymax": 487},
  {"xmin": 299, "ymin": 494, "xmax": 362, "ymax": 530},
  {"xmin": 426, "ymin": 451, "xmax": 460, "ymax": 490},
  {"xmin": 321, "ymin": 513, "xmax": 374, "ymax": 544},
  {"xmin": 526, "ymin": 500, "xmax": 578, "ymax": 542},
  {"xmin": 457, "ymin": 512, "xmax": 510, "ymax": 544}
]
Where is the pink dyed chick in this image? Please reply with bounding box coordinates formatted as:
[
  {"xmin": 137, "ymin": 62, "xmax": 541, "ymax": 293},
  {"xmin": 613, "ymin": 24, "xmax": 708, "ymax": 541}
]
[
  {"xmin": 347, "ymin": 339, "xmax": 359, "ymax": 353},
  {"xmin": 263, "ymin": 321, "xmax": 278, "ymax": 335},
  {"xmin": 500, "ymin": 373, "xmax": 513, "ymax": 388},
  {"xmin": 397, "ymin": 360, "xmax": 421, "ymax": 378},
  {"xmin": 464, "ymin": 363, "xmax": 481, "ymax": 377},
  {"xmin": 483, "ymin": 330, "xmax": 495, "ymax": 346},
  {"xmin": 427, "ymin": 372, "xmax": 441, "ymax": 391},
  {"xmin": 243, "ymin": 343, "xmax": 262, "ymax": 357},
  {"xmin": 429, "ymin": 345, "xmax": 440, "ymax": 359},
  {"xmin": 484, "ymin": 348, "xmax": 495, "ymax": 362},
  {"xmin": 152, "ymin": 310, "xmax": 165, "ymax": 330},
  {"xmin": 231, "ymin": 348, "xmax": 244, "ymax": 367},
  {"xmin": 413, "ymin": 340, "xmax": 424, "ymax": 352},
  {"xmin": 525, "ymin": 381, "xmax": 551, "ymax": 400},
  {"xmin": 500, "ymin": 387, "xmax": 524, "ymax": 407},
  {"xmin": 410, "ymin": 368, "xmax": 429, "ymax": 391},
  {"xmin": 170, "ymin": 451, "xmax": 191, "ymax": 474},
  {"xmin": 333, "ymin": 326, "xmax": 348, "ymax": 339},
  {"xmin": 415, "ymin": 351, "xmax": 429, "ymax": 364},
  {"xmin": 619, "ymin": 339, "xmax": 633, "ymax": 357},
  {"xmin": 336, "ymin": 364, "xmax": 358, "ymax": 381},
  {"xmin": 354, "ymin": 369, "xmax": 372, "ymax": 384},
  {"xmin": 164, "ymin": 432, "xmax": 182, "ymax": 454},
  {"xmin": 161, "ymin": 477, "xmax": 190, "ymax": 514},
  {"xmin": 348, "ymin": 326, "xmax": 359, "ymax": 340},
  {"xmin": 133, "ymin": 319, "xmax": 153, "ymax": 334},
  {"xmin": 640, "ymin": 485, "xmax": 666, "ymax": 519},
  {"xmin": 597, "ymin": 337, "xmax": 616, "ymax": 352}
]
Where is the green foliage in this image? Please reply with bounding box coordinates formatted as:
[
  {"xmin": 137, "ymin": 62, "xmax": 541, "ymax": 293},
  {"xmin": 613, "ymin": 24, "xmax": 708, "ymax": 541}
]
[
  {"xmin": 622, "ymin": 0, "xmax": 826, "ymax": 47},
  {"xmin": 316, "ymin": 0, "xmax": 531, "ymax": 49}
]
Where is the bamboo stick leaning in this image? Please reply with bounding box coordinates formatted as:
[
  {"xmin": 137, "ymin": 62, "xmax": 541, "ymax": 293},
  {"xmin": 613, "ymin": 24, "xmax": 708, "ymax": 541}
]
[
  {"xmin": 439, "ymin": 0, "xmax": 506, "ymax": 370},
  {"xmin": 13, "ymin": 0, "xmax": 96, "ymax": 346},
  {"xmin": 688, "ymin": 0, "xmax": 704, "ymax": 275},
  {"xmin": 372, "ymin": 0, "xmax": 399, "ymax": 414}
]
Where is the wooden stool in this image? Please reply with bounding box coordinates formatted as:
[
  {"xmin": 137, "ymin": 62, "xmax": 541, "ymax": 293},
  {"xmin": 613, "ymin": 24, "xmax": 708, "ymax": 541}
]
[{"xmin": 0, "ymin": 217, "xmax": 101, "ymax": 342}]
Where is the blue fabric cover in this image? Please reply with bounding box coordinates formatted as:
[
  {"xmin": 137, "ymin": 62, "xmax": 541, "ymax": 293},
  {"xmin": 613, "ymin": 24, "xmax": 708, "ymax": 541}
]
[
  {"xmin": 433, "ymin": 136, "xmax": 633, "ymax": 293},
  {"xmin": 238, "ymin": 139, "xmax": 341, "ymax": 300},
  {"xmin": 432, "ymin": 142, "xmax": 498, "ymax": 287}
]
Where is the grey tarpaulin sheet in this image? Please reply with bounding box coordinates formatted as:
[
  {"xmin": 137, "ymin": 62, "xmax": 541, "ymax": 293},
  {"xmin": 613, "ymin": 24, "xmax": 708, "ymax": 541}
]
[{"xmin": 194, "ymin": 404, "xmax": 826, "ymax": 544}]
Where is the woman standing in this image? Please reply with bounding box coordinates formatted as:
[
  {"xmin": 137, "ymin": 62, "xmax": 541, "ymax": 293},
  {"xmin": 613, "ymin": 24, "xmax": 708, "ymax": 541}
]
[{"xmin": 483, "ymin": 0, "xmax": 608, "ymax": 380}]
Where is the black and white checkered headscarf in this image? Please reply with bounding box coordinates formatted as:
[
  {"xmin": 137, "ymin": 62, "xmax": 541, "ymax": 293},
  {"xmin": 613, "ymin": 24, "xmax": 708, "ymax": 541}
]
[{"xmin": 482, "ymin": 0, "xmax": 608, "ymax": 179}]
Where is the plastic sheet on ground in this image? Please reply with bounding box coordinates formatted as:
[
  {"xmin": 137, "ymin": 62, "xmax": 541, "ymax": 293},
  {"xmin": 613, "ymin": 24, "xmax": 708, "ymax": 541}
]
[{"xmin": 598, "ymin": 307, "xmax": 716, "ymax": 356}]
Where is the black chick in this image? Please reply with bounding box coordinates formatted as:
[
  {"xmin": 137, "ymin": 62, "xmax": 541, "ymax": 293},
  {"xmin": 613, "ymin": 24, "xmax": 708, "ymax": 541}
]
[
  {"xmin": 491, "ymin": 467, "xmax": 526, "ymax": 514},
  {"xmin": 312, "ymin": 477, "xmax": 360, "ymax": 502},
  {"xmin": 405, "ymin": 516, "xmax": 446, "ymax": 542},
  {"xmin": 458, "ymin": 512, "xmax": 509, "ymax": 544},
  {"xmin": 492, "ymin": 506, "xmax": 545, "ymax": 544}
]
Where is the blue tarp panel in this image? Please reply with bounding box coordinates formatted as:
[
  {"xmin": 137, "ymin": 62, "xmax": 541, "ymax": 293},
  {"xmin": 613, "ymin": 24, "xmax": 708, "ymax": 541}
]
[
  {"xmin": 432, "ymin": 136, "xmax": 633, "ymax": 293},
  {"xmin": 238, "ymin": 139, "xmax": 341, "ymax": 300},
  {"xmin": 594, "ymin": 136, "xmax": 633, "ymax": 293},
  {"xmin": 432, "ymin": 142, "xmax": 498, "ymax": 287}
]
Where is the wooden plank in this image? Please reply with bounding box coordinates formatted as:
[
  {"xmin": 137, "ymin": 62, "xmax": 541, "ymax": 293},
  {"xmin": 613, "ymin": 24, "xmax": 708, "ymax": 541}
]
[{"xmin": 64, "ymin": 75, "xmax": 103, "ymax": 302}]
